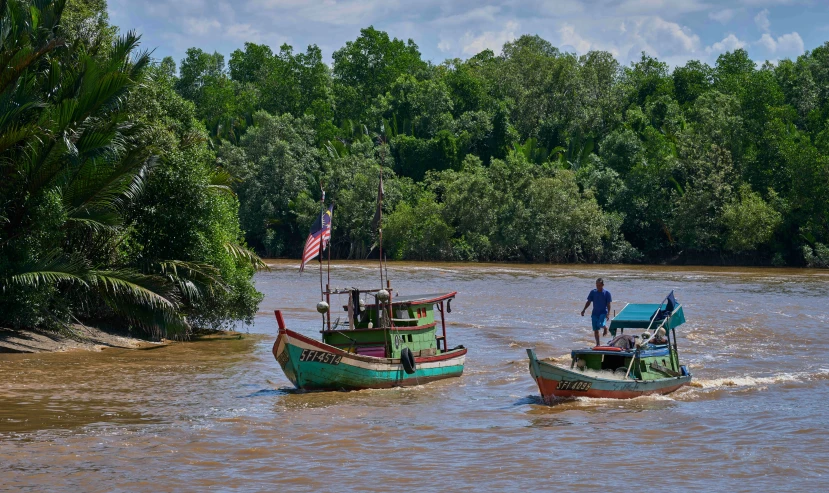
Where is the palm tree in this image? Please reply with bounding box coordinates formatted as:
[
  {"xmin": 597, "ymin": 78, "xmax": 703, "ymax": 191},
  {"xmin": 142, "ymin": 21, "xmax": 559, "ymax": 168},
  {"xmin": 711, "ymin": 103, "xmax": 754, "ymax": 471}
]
[{"xmin": 0, "ymin": 1, "xmax": 258, "ymax": 338}]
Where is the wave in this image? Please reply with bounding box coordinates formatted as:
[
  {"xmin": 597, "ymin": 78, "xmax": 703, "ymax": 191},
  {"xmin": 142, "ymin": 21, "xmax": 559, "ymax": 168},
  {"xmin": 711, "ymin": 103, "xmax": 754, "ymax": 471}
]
[
  {"xmin": 689, "ymin": 368, "xmax": 829, "ymax": 390},
  {"xmin": 574, "ymin": 393, "xmax": 676, "ymax": 403}
]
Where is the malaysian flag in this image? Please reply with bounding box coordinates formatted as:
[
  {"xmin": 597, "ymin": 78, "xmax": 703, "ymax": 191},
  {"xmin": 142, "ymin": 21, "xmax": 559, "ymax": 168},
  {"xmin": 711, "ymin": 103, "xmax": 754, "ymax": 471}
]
[{"xmin": 299, "ymin": 204, "xmax": 333, "ymax": 272}]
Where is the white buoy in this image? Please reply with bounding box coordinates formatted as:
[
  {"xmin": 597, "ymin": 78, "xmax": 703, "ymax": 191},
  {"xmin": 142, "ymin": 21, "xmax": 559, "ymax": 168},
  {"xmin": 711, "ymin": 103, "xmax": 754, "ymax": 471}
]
[
  {"xmin": 316, "ymin": 301, "xmax": 330, "ymax": 314},
  {"xmin": 377, "ymin": 289, "xmax": 390, "ymax": 301}
]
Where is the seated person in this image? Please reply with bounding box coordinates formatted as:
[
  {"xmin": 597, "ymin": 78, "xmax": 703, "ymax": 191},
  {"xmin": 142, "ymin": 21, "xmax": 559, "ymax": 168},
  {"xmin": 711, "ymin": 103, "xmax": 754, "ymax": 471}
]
[
  {"xmin": 646, "ymin": 327, "xmax": 668, "ymax": 345},
  {"xmin": 608, "ymin": 334, "xmax": 636, "ymax": 350}
]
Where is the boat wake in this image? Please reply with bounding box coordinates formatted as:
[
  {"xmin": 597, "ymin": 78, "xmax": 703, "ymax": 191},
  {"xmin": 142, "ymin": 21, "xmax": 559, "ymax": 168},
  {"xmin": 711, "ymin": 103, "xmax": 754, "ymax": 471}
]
[
  {"xmin": 564, "ymin": 367, "xmax": 633, "ymax": 381},
  {"xmin": 689, "ymin": 368, "xmax": 829, "ymax": 390},
  {"xmin": 573, "ymin": 393, "xmax": 676, "ymax": 404}
]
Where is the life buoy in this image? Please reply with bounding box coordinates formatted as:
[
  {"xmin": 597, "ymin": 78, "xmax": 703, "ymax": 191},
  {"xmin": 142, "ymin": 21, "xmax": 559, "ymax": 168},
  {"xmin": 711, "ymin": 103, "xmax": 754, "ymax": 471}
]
[
  {"xmin": 593, "ymin": 346, "xmax": 622, "ymax": 352},
  {"xmin": 400, "ymin": 347, "xmax": 416, "ymax": 374}
]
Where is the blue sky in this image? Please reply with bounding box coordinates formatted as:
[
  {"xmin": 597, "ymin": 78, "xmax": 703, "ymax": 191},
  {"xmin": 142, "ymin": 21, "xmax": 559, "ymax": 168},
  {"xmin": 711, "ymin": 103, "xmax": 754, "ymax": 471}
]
[{"xmin": 108, "ymin": 0, "xmax": 829, "ymax": 68}]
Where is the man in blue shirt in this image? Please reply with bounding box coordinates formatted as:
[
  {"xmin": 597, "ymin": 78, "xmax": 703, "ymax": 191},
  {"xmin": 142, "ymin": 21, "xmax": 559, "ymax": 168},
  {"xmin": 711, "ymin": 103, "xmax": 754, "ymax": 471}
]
[{"xmin": 581, "ymin": 278, "xmax": 612, "ymax": 346}]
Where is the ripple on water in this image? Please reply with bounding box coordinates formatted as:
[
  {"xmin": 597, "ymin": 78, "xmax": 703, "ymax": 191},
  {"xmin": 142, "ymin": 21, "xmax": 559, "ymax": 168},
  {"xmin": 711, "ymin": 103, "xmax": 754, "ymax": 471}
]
[{"xmin": 2, "ymin": 262, "xmax": 829, "ymax": 492}]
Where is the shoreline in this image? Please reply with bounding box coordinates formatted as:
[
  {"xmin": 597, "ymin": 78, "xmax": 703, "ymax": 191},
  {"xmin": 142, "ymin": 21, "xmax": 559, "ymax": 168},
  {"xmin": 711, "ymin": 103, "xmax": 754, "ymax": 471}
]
[
  {"xmin": 262, "ymin": 258, "xmax": 829, "ymax": 275},
  {"xmin": 0, "ymin": 325, "xmax": 164, "ymax": 354},
  {"xmin": 0, "ymin": 326, "xmax": 244, "ymax": 354}
]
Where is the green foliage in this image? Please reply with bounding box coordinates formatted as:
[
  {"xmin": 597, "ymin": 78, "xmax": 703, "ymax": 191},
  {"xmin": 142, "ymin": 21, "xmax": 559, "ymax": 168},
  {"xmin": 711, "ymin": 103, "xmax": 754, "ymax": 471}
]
[
  {"xmin": 0, "ymin": 1, "xmax": 262, "ymax": 335},
  {"xmin": 385, "ymin": 190, "xmax": 454, "ymax": 260},
  {"xmin": 332, "ymin": 26, "xmax": 427, "ymax": 123},
  {"xmin": 219, "ymin": 111, "xmax": 321, "ymax": 257},
  {"xmin": 393, "ymin": 131, "xmax": 460, "ymax": 180},
  {"xmin": 721, "ymin": 186, "xmax": 782, "ymax": 252},
  {"xmin": 100, "ymin": 23, "xmax": 829, "ymax": 268},
  {"xmin": 803, "ymin": 243, "xmax": 829, "ymax": 268}
]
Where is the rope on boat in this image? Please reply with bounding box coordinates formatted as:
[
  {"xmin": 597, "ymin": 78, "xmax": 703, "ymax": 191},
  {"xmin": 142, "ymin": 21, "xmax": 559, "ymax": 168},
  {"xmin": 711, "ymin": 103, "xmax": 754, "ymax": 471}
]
[{"xmin": 624, "ymin": 316, "xmax": 669, "ymax": 380}]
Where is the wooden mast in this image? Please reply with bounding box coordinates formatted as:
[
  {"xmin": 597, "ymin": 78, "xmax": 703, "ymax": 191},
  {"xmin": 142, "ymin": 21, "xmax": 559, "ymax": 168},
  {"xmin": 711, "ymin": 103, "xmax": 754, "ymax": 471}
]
[
  {"xmin": 318, "ymin": 190, "xmax": 325, "ymax": 302},
  {"xmin": 378, "ymin": 171, "xmax": 384, "ymax": 291}
]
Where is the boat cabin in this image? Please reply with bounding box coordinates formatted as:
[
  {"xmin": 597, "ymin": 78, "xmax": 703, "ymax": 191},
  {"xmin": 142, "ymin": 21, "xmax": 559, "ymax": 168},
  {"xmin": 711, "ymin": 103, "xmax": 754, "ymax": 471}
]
[
  {"xmin": 322, "ymin": 291, "xmax": 456, "ymax": 360},
  {"xmin": 570, "ymin": 302, "xmax": 687, "ymax": 380}
]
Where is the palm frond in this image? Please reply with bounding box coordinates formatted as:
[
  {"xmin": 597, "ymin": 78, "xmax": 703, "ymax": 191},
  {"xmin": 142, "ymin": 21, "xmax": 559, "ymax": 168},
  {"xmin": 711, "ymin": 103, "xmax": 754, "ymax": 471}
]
[
  {"xmin": 88, "ymin": 269, "xmax": 180, "ymax": 310},
  {"xmin": 224, "ymin": 242, "xmax": 269, "ymax": 271},
  {"xmin": 2, "ymin": 253, "xmax": 89, "ymax": 290},
  {"xmin": 207, "ymin": 168, "xmax": 237, "ymax": 197},
  {"xmin": 155, "ymin": 260, "xmax": 230, "ymax": 300}
]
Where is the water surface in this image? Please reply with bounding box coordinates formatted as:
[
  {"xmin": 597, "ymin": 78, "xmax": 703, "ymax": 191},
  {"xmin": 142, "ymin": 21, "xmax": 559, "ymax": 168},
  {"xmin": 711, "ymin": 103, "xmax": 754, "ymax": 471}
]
[{"xmin": 2, "ymin": 261, "xmax": 828, "ymax": 492}]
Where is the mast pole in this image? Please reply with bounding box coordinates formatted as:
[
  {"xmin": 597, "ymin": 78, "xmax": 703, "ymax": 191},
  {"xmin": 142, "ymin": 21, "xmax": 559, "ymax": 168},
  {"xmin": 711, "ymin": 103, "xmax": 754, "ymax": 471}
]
[
  {"xmin": 318, "ymin": 190, "xmax": 325, "ymax": 302},
  {"xmin": 327, "ymin": 242, "xmax": 332, "ymax": 331},
  {"xmin": 378, "ymin": 171, "xmax": 384, "ymax": 291}
]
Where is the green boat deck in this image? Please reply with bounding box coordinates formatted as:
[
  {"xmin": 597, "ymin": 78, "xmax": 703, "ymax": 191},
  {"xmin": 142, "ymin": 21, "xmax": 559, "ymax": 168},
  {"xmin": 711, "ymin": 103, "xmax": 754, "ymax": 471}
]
[{"xmin": 322, "ymin": 292, "xmax": 455, "ymax": 359}]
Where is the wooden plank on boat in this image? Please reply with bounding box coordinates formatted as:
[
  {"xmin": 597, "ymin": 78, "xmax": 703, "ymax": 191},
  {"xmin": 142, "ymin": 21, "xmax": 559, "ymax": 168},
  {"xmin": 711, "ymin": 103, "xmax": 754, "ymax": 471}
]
[{"xmin": 649, "ymin": 361, "xmax": 680, "ymax": 377}]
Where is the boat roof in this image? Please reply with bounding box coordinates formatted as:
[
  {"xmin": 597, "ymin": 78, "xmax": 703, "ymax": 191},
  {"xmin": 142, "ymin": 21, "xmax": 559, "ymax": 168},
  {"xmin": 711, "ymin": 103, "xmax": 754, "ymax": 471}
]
[
  {"xmin": 352, "ymin": 292, "xmax": 457, "ymax": 310},
  {"xmin": 572, "ymin": 345, "xmax": 670, "ymax": 358},
  {"xmin": 609, "ymin": 303, "xmax": 685, "ymax": 331},
  {"xmin": 391, "ymin": 292, "xmax": 456, "ymax": 305}
]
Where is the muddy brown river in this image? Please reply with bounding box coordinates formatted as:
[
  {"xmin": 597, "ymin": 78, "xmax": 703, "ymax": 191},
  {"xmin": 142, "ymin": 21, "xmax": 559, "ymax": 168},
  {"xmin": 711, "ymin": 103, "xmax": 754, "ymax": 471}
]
[{"xmin": 2, "ymin": 261, "xmax": 829, "ymax": 492}]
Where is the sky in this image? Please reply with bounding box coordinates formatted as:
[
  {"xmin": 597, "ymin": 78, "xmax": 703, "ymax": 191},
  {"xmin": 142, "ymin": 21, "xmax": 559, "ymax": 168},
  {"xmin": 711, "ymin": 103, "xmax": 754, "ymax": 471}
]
[{"xmin": 108, "ymin": 0, "xmax": 829, "ymax": 68}]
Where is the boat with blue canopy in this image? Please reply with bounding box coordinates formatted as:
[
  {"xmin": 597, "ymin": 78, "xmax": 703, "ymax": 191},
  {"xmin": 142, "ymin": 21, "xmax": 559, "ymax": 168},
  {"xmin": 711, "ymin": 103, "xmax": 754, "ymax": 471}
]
[{"xmin": 527, "ymin": 291, "xmax": 692, "ymax": 401}]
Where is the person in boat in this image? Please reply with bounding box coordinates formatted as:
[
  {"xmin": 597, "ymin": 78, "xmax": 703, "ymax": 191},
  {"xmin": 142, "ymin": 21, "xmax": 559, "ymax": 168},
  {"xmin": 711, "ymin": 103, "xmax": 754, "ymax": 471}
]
[
  {"xmin": 647, "ymin": 327, "xmax": 668, "ymax": 345},
  {"xmin": 608, "ymin": 334, "xmax": 636, "ymax": 349},
  {"xmin": 581, "ymin": 277, "xmax": 612, "ymax": 346}
]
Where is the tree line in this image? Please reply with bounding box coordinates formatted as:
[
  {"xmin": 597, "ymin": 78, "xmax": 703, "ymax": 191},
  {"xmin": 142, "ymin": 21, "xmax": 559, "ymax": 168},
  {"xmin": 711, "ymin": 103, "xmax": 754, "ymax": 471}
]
[
  {"xmin": 177, "ymin": 26, "xmax": 829, "ymax": 268},
  {"xmin": 2, "ymin": 1, "xmax": 828, "ymax": 336}
]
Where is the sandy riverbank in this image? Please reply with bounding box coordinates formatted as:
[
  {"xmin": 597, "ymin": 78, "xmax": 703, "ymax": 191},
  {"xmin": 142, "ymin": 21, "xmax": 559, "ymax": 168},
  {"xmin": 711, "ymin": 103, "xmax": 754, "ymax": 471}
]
[
  {"xmin": 0, "ymin": 326, "xmax": 247, "ymax": 354},
  {"xmin": 0, "ymin": 325, "xmax": 164, "ymax": 354}
]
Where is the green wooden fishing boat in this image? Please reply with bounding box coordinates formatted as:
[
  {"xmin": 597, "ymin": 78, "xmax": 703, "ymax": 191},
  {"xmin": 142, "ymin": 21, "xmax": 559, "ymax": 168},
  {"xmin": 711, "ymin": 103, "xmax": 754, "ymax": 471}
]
[
  {"xmin": 272, "ymin": 291, "xmax": 466, "ymax": 391},
  {"xmin": 272, "ymin": 173, "xmax": 466, "ymax": 391},
  {"xmin": 528, "ymin": 292, "xmax": 692, "ymax": 401}
]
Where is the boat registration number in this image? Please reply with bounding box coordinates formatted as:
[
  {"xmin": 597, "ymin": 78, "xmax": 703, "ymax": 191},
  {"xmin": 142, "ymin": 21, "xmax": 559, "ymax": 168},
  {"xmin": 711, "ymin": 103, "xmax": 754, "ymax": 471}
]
[
  {"xmin": 556, "ymin": 380, "xmax": 592, "ymax": 391},
  {"xmin": 300, "ymin": 349, "xmax": 343, "ymax": 365},
  {"xmin": 276, "ymin": 350, "xmax": 290, "ymax": 367}
]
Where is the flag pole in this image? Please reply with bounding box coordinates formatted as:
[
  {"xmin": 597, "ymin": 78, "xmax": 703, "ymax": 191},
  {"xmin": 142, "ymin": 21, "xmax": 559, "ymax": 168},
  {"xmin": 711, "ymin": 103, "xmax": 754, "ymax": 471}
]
[
  {"xmin": 318, "ymin": 190, "xmax": 325, "ymax": 302},
  {"xmin": 378, "ymin": 170, "xmax": 384, "ymax": 291},
  {"xmin": 326, "ymin": 232, "xmax": 332, "ymax": 331}
]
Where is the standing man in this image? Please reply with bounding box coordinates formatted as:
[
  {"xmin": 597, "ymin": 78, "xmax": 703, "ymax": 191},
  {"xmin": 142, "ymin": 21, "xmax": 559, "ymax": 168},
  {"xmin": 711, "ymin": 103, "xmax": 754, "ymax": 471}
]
[{"xmin": 581, "ymin": 278, "xmax": 612, "ymax": 346}]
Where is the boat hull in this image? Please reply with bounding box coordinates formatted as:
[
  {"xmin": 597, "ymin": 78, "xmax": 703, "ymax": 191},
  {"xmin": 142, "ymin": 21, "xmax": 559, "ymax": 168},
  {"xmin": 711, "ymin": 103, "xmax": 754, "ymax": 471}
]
[
  {"xmin": 274, "ymin": 328, "xmax": 466, "ymax": 391},
  {"xmin": 527, "ymin": 349, "xmax": 691, "ymax": 401}
]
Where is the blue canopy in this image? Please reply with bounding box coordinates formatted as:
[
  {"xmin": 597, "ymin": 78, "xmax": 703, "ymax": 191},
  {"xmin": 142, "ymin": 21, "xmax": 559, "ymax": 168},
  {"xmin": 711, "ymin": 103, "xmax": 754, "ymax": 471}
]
[{"xmin": 609, "ymin": 302, "xmax": 685, "ymax": 336}]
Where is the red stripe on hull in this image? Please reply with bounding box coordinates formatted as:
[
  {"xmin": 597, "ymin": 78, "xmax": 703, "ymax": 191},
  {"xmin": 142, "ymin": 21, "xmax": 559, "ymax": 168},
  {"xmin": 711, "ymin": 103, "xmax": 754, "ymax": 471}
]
[
  {"xmin": 274, "ymin": 328, "xmax": 467, "ymax": 364},
  {"xmin": 297, "ymin": 372, "xmax": 463, "ymax": 391},
  {"xmin": 536, "ymin": 377, "xmax": 688, "ymax": 400}
]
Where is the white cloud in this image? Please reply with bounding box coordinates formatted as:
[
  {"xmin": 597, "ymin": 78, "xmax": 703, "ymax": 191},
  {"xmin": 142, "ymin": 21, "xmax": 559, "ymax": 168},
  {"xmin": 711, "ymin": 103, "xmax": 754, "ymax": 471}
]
[
  {"xmin": 777, "ymin": 32, "xmax": 805, "ymax": 53},
  {"xmin": 182, "ymin": 17, "xmax": 221, "ymax": 36},
  {"xmin": 225, "ymin": 23, "xmax": 262, "ymax": 42},
  {"xmin": 757, "ymin": 32, "xmax": 777, "ymax": 51},
  {"xmin": 461, "ymin": 20, "xmax": 519, "ymax": 55},
  {"xmin": 639, "ymin": 17, "xmax": 701, "ymax": 55},
  {"xmin": 431, "ymin": 6, "xmax": 501, "ymax": 27},
  {"xmin": 709, "ymin": 9, "xmax": 737, "ymax": 23},
  {"xmin": 252, "ymin": 0, "xmax": 399, "ymax": 26},
  {"xmin": 755, "ymin": 31, "xmax": 805, "ymax": 55},
  {"xmin": 706, "ymin": 33, "xmax": 747, "ymax": 54},
  {"xmin": 559, "ymin": 23, "xmax": 591, "ymax": 53},
  {"xmin": 616, "ymin": 0, "xmax": 709, "ymax": 16},
  {"xmin": 754, "ymin": 8, "xmax": 771, "ymax": 32},
  {"xmin": 115, "ymin": 0, "xmax": 822, "ymax": 72},
  {"xmin": 536, "ymin": 0, "xmax": 585, "ymax": 16}
]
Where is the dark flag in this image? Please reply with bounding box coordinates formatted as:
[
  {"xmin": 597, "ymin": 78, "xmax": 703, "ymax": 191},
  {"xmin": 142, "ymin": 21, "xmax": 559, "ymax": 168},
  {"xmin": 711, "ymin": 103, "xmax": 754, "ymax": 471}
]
[
  {"xmin": 299, "ymin": 204, "xmax": 333, "ymax": 272},
  {"xmin": 370, "ymin": 172, "xmax": 384, "ymax": 232},
  {"xmin": 665, "ymin": 290, "xmax": 677, "ymax": 313}
]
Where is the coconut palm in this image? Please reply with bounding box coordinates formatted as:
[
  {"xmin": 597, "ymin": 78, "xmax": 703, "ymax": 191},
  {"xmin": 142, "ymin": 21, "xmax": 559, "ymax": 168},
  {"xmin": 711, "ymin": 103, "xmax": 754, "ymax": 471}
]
[{"xmin": 0, "ymin": 0, "xmax": 250, "ymax": 337}]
